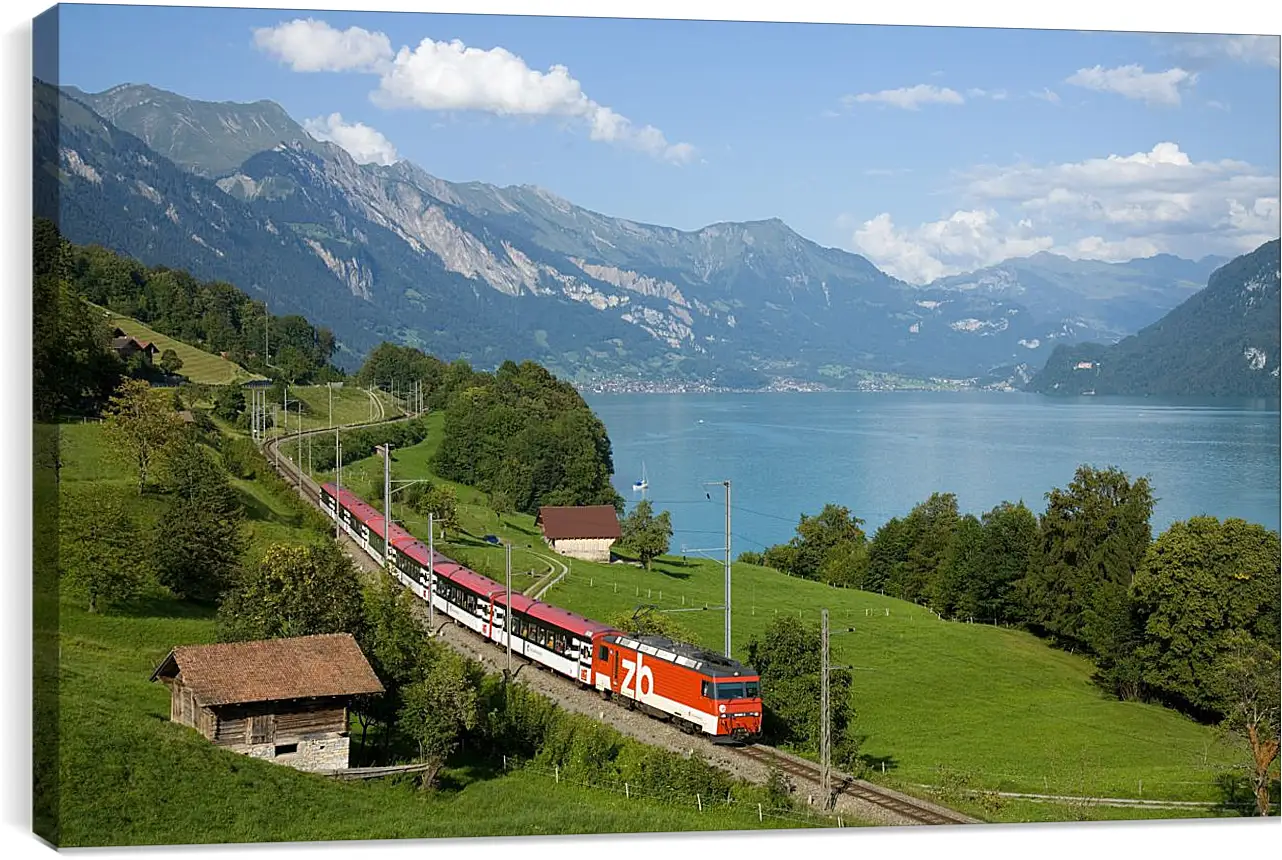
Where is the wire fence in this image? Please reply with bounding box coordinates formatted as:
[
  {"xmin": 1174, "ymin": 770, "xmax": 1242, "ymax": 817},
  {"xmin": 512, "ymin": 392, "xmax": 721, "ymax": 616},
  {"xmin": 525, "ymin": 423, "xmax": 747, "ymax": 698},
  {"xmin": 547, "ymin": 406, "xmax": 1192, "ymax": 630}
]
[{"xmin": 500, "ymin": 756, "xmax": 848, "ymax": 829}]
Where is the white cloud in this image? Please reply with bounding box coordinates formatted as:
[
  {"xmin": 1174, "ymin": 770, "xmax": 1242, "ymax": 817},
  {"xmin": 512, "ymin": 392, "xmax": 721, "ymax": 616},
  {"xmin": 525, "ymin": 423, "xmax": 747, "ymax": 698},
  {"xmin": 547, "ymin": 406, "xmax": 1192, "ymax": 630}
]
[
  {"xmin": 303, "ymin": 113, "xmax": 399, "ymax": 165},
  {"xmin": 255, "ymin": 20, "xmax": 693, "ymax": 164},
  {"xmin": 843, "ymin": 84, "xmax": 964, "ymax": 111},
  {"xmin": 253, "ymin": 19, "xmax": 392, "ymax": 73},
  {"xmin": 851, "ymin": 210, "xmax": 1054, "ymax": 284},
  {"xmin": 1065, "ymin": 64, "xmax": 1196, "ymax": 106},
  {"xmin": 1030, "ymin": 88, "xmax": 1061, "ymax": 104},
  {"xmin": 959, "ymin": 142, "xmax": 1278, "ymax": 259},
  {"xmin": 1168, "ymin": 34, "xmax": 1280, "ymax": 69},
  {"xmin": 850, "ymin": 142, "xmax": 1279, "ymax": 277}
]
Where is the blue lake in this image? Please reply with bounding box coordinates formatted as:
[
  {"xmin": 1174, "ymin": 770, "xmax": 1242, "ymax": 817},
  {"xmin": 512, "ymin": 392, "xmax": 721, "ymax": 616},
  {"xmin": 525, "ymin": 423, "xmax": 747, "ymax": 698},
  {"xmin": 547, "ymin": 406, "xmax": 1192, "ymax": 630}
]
[{"xmin": 585, "ymin": 392, "xmax": 1281, "ymax": 555}]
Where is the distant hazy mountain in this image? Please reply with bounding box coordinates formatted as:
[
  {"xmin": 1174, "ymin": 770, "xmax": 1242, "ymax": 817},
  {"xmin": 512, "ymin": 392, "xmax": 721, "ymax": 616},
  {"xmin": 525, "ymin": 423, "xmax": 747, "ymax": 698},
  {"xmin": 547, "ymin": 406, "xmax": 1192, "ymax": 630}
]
[
  {"xmin": 928, "ymin": 252, "xmax": 1228, "ymax": 345},
  {"xmin": 1026, "ymin": 240, "xmax": 1281, "ymax": 397},
  {"xmin": 41, "ymin": 80, "xmax": 1187, "ymax": 385}
]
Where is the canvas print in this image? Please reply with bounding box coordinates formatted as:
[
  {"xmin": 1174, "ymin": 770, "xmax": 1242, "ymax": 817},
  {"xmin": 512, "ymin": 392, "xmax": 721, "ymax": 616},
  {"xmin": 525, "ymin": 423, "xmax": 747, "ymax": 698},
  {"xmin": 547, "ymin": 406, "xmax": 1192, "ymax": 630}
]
[{"xmin": 30, "ymin": 2, "xmax": 1281, "ymax": 849}]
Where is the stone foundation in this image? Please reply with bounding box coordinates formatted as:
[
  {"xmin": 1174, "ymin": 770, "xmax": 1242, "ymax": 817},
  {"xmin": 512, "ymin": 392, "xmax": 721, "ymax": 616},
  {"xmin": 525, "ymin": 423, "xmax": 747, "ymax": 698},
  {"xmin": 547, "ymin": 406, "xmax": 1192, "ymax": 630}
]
[{"xmin": 238, "ymin": 736, "xmax": 350, "ymax": 772}]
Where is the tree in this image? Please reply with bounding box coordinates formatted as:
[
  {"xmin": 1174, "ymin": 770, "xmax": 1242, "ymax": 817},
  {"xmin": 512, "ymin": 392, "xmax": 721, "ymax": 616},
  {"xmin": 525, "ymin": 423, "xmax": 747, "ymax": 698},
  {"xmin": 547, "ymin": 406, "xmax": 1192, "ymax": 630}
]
[
  {"xmin": 1213, "ymin": 634, "xmax": 1280, "ymax": 816},
  {"xmin": 892, "ymin": 493, "xmax": 961, "ymax": 604},
  {"xmin": 418, "ymin": 486, "xmax": 459, "ymax": 539},
  {"xmin": 153, "ymin": 436, "xmax": 246, "ymax": 602},
  {"xmin": 1130, "ymin": 517, "xmax": 1280, "ymax": 715},
  {"xmin": 212, "ymin": 386, "xmax": 245, "ymax": 423},
  {"xmin": 158, "ymin": 348, "xmax": 184, "ymax": 376},
  {"xmin": 1018, "ymin": 466, "xmax": 1154, "ymax": 657},
  {"xmin": 791, "ymin": 504, "xmax": 867, "ymax": 581},
  {"xmin": 744, "ymin": 616, "xmax": 859, "ymax": 767},
  {"xmin": 102, "ymin": 378, "xmax": 185, "ymax": 492},
  {"xmin": 58, "ymin": 487, "xmax": 148, "ymax": 612},
  {"xmin": 931, "ymin": 514, "xmax": 984, "ymax": 618},
  {"xmin": 353, "ymin": 577, "xmax": 435, "ymax": 755},
  {"xmin": 619, "ymin": 500, "xmax": 673, "ymax": 570},
  {"xmin": 969, "ymin": 501, "xmax": 1039, "ymax": 625},
  {"xmin": 217, "ymin": 542, "xmax": 366, "ymax": 642},
  {"xmin": 489, "ymin": 490, "xmax": 514, "ymax": 519},
  {"xmin": 398, "ymin": 649, "xmax": 479, "ymax": 786},
  {"xmin": 33, "ymin": 272, "xmax": 122, "ymax": 420}
]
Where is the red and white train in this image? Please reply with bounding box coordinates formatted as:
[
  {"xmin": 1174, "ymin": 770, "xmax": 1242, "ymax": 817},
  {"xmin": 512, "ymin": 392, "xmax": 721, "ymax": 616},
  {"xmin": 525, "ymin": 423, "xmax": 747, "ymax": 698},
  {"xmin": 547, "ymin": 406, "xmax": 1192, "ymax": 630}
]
[{"xmin": 320, "ymin": 482, "xmax": 763, "ymax": 742}]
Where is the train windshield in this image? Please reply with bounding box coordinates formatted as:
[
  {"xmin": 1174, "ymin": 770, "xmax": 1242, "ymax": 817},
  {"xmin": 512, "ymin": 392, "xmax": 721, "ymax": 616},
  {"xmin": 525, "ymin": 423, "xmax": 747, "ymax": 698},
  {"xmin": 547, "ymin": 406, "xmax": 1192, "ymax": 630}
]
[{"xmin": 713, "ymin": 681, "xmax": 760, "ymax": 699}]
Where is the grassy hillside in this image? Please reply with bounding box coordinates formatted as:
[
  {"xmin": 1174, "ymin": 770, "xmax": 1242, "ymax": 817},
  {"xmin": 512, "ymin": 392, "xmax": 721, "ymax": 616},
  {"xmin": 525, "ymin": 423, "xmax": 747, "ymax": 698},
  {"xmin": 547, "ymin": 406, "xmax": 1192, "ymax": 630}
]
[
  {"xmin": 325, "ymin": 421, "xmax": 1248, "ymax": 822},
  {"xmin": 96, "ymin": 305, "xmax": 264, "ymax": 385},
  {"xmin": 49, "ymin": 423, "xmax": 805, "ymax": 847}
]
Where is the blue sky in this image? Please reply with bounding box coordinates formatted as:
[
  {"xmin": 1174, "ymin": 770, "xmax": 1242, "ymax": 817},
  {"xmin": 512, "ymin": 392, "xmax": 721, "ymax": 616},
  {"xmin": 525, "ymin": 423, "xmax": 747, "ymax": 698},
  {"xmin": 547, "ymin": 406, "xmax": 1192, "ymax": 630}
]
[{"xmin": 52, "ymin": 4, "xmax": 1280, "ymax": 282}]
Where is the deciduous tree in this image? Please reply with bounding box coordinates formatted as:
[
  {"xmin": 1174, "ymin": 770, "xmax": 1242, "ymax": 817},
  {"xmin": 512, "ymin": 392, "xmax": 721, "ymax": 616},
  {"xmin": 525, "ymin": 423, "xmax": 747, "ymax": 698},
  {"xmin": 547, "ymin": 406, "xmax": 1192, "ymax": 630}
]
[
  {"xmin": 153, "ymin": 436, "xmax": 246, "ymax": 603},
  {"xmin": 619, "ymin": 500, "xmax": 673, "ymax": 570},
  {"xmin": 1131, "ymin": 517, "xmax": 1280, "ymax": 715},
  {"xmin": 398, "ymin": 650, "xmax": 479, "ymax": 786},
  {"xmin": 58, "ymin": 487, "xmax": 148, "ymax": 612},
  {"xmin": 103, "ymin": 378, "xmax": 184, "ymax": 492},
  {"xmin": 216, "ymin": 542, "xmax": 365, "ymax": 642},
  {"xmin": 158, "ymin": 348, "xmax": 184, "ymax": 376},
  {"xmin": 1213, "ymin": 634, "xmax": 1280, "ymax": 816}
]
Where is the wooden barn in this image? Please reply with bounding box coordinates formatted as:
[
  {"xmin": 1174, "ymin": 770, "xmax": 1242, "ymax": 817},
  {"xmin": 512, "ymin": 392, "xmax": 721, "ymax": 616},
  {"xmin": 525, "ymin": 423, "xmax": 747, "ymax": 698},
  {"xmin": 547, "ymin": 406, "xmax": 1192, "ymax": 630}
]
[
  {"xmin": 536, "ymin": 505, "xmax": 621, "ymax": 563},
  {"xmin": 149, "ymin": 633, "xmax": 384, "ymax": 773}
]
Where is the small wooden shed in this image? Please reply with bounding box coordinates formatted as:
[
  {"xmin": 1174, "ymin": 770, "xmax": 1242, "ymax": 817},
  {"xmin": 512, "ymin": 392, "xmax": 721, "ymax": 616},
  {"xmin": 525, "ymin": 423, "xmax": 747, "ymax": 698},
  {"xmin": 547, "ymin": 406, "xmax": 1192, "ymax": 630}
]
[
  {"xmin": 536, "ymin": 505, "xmax": 621, "ymax": 563},
  {"xmin": 150, "ymin": 633, "xmax": 384, "ymax": 773}
]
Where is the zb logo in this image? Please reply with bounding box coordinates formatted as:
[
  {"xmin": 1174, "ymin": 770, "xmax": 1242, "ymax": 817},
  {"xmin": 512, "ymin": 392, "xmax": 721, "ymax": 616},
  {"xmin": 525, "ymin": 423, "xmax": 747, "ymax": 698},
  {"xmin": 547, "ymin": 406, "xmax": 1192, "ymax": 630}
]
[{"xmin": 621, "ymin": 654, "xmax": 654, "ymax": 698}]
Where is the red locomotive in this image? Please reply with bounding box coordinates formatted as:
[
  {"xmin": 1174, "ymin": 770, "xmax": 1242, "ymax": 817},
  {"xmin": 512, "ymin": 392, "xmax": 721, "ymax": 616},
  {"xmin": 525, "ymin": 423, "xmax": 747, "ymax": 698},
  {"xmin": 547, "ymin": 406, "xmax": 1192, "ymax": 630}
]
[{"xmin": 319, "ymin": 482, "xmax": 763, "ymax": 742}]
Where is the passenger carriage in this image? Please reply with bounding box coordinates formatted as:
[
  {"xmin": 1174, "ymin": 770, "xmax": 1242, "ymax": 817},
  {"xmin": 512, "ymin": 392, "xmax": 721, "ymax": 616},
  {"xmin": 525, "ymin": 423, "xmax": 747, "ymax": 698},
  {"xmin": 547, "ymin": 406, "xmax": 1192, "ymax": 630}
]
[{"xmin": 318, "ymin": 482, "xmax": 762, "ymax": 742}]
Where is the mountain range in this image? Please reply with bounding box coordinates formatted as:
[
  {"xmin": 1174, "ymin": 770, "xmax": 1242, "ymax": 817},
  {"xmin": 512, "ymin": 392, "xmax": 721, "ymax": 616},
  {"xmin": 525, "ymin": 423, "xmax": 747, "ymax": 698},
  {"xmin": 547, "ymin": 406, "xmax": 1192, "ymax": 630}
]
[
  {"xmin": 1027, "ymin": 240, "xmax": 1281, "ymax": 397},
  {"xmin": 34, "ymin": 79, "xmax": 1259, "ymax": 388}
]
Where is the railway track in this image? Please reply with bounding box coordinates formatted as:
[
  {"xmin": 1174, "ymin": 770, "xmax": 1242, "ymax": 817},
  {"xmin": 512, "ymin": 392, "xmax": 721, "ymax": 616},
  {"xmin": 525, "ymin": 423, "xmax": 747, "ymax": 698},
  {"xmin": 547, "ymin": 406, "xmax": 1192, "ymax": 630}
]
[
  {"xmin": 264, "ymin": 421, "xmax": 976, "ymax": 828},
  {"xmin": 734, "ymin": 745, "xmax": 974, "ymax": 826}
]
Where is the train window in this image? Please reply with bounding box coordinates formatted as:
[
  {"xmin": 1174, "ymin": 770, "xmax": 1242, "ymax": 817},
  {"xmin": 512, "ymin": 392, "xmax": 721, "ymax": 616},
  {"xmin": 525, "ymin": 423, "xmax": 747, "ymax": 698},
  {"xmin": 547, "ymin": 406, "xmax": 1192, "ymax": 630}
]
[
  {"xmin": 598, "ymin": 645, "xmax": 609, "ymax": 662},
  {"xmin": 701, "ymin": 681, "xmax": 711, "ymax": 698},
  {"xmin": 714, "ymin": 682, "xmax": 746, "ymax": 699},
  {"xmin": 745, "ymin": 681, "xmax": 760, "ymax": 698}
]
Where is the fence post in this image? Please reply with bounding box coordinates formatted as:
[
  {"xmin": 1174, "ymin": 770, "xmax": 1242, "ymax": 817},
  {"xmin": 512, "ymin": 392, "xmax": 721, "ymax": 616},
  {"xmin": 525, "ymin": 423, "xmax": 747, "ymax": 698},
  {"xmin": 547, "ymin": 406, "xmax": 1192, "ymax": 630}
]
[
  {"xmin": 503, "ymin": 754, "xmax": 507, "ymax": 770},
  {"xmin": 758, "ymin": 803, "xmax": 763, "ymax": 822},
  {"xmin": 838, "ymin": 816, "xmax": 843, "ymax": 827},
  {"xmin": 555, "ymin": 765, "xmax": 560, "ymax": 784},
  {"xmin": 697, "ymin": 794, "xmax": 702, "ymax": 812},
  {"xmin": 625, "ymin": 782, "xmax": 629, "ymax": 798}
]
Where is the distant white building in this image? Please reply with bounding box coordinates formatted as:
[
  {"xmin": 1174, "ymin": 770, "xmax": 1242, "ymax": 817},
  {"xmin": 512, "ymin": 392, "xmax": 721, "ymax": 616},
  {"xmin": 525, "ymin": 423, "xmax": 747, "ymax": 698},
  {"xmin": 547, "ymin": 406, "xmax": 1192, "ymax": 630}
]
[
  {"xmin": 1074, "ymin": 361, "xmax": 1096, "ymax": 370},
  {"xmin": 537, "ymin": 505, "xmax": 621, "ymax": 563}
]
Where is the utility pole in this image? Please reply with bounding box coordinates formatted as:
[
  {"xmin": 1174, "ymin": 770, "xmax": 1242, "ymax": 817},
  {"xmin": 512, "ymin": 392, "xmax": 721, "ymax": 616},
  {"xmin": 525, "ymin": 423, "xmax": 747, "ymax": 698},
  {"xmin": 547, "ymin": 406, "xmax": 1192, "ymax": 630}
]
[
  {"xmin": 505, "ymin": 541, "xmax": 513, "ymax": 677},
  {"xmin": 724, "ymin": 480, "xmax": 732, "ymax": 659},
  {"xmin": 820, "ymin": 608, "xmax": 830, "ymax": 810},
  {"xmin": 335, "ymin": 442, "xmax": 342, "ymax": 543},
  {"xmin": 819, "ymin": 611, "xmax": 856, "ymax": 812}
]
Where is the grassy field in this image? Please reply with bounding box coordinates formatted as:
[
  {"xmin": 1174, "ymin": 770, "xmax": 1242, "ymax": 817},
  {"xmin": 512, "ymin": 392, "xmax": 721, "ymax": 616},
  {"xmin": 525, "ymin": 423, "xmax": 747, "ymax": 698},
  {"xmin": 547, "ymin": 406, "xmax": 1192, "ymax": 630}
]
[
  {"xmin": 48, "ymin": 422, "xmax": 808, "ymax": 847},
  {"xmin": 94, "ymin": 306, "xmax": 264, "ymax": 386},
  {"xmin": 327, "ymin": 421, "xmax": 1250, "ymax": 823},
  {"xmin": 274, "ymin": 383, "xmax": 404, "ymax": 435}
]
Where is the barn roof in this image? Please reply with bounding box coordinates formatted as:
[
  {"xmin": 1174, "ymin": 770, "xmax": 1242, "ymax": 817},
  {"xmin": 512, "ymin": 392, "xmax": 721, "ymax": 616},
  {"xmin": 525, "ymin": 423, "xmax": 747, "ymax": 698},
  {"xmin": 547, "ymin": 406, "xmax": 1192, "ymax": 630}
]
[
  {"xmin": 149, "ymin": 633, "xmax": 384, "ymax": 707},
  {"xmin": 536, "ymin": 505, "xmax": 621, "ymax": 540}
]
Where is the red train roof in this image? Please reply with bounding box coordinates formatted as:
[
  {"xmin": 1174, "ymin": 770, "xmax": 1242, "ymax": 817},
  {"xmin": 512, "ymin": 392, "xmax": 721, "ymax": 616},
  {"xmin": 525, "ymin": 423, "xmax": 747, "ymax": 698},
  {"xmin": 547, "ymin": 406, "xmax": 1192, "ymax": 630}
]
[
  {"xmin": 525, "ymin": 601, "xmax": 618, "ymax": 638},
  {"xmin": 330, "ymin": 484, "xmax": 617, "ymax": 636}
]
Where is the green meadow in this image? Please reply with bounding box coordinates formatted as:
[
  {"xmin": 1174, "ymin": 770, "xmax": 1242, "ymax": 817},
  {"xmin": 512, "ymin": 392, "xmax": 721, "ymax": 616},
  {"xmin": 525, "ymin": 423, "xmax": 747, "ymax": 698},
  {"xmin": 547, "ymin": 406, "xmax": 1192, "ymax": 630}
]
[
  {"xmin": 45, "ymin": 422, "xmax": 803, "ymax": 847},
  {"xmin": 96, "ymin": 306, "xmax": 264, "ymax": 386},
  {"xmin": 320, "ymin": 419, "xmax": 1246, "ymax": 823}
]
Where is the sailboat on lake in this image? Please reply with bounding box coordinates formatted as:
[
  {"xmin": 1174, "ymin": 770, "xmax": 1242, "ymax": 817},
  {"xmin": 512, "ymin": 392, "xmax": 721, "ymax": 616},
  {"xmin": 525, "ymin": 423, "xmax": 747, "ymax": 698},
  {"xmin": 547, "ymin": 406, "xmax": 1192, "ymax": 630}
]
[{"xmin": 631, "ymin": 462, "xmax": 649, "ymax": 499}]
